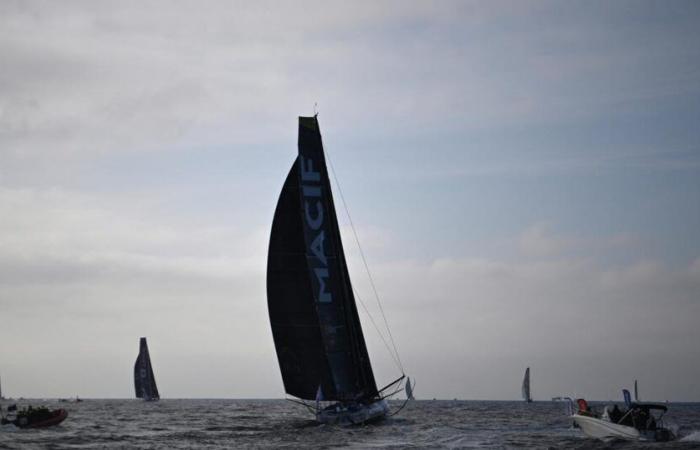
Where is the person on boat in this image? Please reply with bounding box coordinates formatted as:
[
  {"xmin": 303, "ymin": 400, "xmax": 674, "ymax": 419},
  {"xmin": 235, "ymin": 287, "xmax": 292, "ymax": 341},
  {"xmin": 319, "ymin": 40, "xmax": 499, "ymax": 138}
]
[
  {"xmin": 609, "ymin": 404, "xmax": 623, "ymax": 423},
  {"xmin": 633, "ymin": 408, "xmax": 650, "ymax": 430},
  {"xmin": 576, "ymin": 398, "xmax": 594, "ymax": 416},
  {"xmin": 647, "ymin": 415, "xmax": 656, "ymax": 430}
]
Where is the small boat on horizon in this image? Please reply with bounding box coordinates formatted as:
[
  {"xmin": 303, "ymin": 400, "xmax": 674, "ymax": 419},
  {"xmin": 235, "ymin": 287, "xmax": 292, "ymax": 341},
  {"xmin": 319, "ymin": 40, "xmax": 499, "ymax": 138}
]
[{"xmin": 134, "ymin": 337, "xmax": 160, "ymax": 401}]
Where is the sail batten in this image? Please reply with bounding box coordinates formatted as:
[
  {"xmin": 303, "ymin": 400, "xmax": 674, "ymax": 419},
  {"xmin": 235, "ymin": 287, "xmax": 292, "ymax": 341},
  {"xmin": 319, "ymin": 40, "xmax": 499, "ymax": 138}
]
[{"xmin": 267, "ymin": 116, "xmax": 378, "ymax": 402}]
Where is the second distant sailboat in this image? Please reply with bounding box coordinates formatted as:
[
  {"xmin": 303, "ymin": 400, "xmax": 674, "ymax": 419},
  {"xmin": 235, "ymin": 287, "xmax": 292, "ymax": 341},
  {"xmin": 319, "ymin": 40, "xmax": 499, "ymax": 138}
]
[
  {"xmin": 522, "ymin": 367, "xmax": 532, "ymax": 403},
  {"xmin": 134, "ymin": 337, "xmax": 159, "ymax": 401}
]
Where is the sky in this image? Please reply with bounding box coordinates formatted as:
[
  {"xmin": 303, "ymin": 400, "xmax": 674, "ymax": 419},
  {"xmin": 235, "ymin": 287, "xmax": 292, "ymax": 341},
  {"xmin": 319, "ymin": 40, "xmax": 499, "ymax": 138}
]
[{"xmin": 1, "ymin": 1, "xmax": 699, "ymax": 401}]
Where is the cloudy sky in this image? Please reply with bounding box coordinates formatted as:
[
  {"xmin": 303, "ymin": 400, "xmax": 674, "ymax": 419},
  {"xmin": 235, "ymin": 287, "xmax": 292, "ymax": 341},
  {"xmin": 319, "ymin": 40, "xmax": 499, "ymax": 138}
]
[{"xmin": 1, "ymin": 1, "xmax": 699, "ymax": 401}]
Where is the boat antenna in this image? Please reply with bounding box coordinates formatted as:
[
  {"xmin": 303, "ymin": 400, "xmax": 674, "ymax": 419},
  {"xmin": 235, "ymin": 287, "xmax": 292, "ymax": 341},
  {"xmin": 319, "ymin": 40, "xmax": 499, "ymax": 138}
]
[
  {"xmin": 313, "ymin": 102, "xmax": 319, "ymax": 116},
  {"xmin": 324, "ymin": 142, "xmax": 405, "ymax": 374}
]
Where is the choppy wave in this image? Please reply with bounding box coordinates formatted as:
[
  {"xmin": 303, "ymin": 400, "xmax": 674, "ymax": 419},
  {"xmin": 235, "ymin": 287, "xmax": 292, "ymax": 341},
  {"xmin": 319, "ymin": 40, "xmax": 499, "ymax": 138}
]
[
  {"xmin": 681, "ymin": 430, "xmax": 700, "ymax": 441},
  {"xmin": 1, "ymin": 399, "xmax": 699, "ymax": 448}
]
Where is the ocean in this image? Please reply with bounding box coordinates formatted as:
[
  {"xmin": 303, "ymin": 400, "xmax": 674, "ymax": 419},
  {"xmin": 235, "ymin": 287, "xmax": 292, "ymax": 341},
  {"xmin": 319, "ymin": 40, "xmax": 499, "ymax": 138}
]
[{"xmin": 2, "ymin": 399, "xmax": 700, "ymax": 449}]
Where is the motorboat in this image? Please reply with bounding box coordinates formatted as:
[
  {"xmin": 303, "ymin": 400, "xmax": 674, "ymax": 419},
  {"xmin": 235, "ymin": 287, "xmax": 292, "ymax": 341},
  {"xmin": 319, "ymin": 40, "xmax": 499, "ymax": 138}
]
[
  {"xmin": 1, "ymin": 405, "xmax": 68, "ymax": 429},
  {"xmin": 572, "ymin": 395, "xmax": 675, "ymax": 442}
]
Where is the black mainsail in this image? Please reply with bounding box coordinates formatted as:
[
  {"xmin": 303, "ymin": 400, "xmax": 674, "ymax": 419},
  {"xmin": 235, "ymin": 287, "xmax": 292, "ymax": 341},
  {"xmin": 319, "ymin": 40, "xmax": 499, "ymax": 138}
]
[
  {"xmin": 267, "ymin": 116, "xmax": 378, "ymax": 402},
  {"xmin": 134, "ymin": 337, "xmax": 159, "ymax": 401},
  {"xmin": 522, "ymin": 367, "xmax": 532, "ymax": 402}
]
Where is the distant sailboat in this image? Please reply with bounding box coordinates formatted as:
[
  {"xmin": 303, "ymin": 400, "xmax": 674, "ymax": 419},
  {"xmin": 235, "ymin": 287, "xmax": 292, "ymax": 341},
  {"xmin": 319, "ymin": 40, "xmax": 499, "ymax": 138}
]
[
  {"xmin": 406, "ymin": 377, "xmax": 415, "ymax": 400},
  {"xmin": 522, "ymin": 367, "xmax": 532, "ymax": 402},
  {"xmin": 134, "ymin": 337, "xmax": 159, "ymax": 401},
  {"xmin": 267, "ymin": 115, "xmax": 407, "ymax": 425}
]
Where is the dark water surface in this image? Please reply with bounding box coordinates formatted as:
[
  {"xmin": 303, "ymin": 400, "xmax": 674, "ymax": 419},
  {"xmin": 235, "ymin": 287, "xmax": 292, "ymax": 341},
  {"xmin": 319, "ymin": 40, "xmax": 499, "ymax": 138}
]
[{"xmin": 2, "ymin": 399, "xmax": 700, "ymax": 448}]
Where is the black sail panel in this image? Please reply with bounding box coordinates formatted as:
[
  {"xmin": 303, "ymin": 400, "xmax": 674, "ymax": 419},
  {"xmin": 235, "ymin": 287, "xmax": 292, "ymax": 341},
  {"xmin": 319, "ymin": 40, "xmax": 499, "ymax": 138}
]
[
  {"xmin": 522, "ymin": 367, "xmax": 531, "ymax": 401},
  {"xmin": 267, "ymin": 162, "xmax": 337, "ymax": 400},
  {"xmin": 147, "ymin": 349, "xmax": 159, "ymax": 399},
  {"xmin": 295, "ymin": 116, "xmax": 378, "ymax": 401},
  {"xmin": 134, "ymin": 337, "xmax": 160, "ymax": 400},
  {"xmin": 266, "ymin": 116, "xmax": 379, "ymax": 402},
  {"xmin": 134, "ymin": 354, "xmax": 144, "ymax": 398}
]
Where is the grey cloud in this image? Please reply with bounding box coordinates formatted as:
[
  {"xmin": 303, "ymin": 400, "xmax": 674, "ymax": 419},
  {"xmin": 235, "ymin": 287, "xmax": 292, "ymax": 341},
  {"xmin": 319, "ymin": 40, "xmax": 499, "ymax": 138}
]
[
  {"xmin": 1, "ymin": 1, "xmax": 699, "ymax": 400},
  {"xmin": 361, "ymin": 252, "xmax": 700, "ymax": 400}
]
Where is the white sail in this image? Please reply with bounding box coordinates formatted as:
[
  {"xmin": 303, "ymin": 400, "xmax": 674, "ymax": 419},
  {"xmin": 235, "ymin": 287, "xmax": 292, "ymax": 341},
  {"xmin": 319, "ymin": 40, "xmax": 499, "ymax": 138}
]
[{"xmin": 406, "ymin": 377, "xmax": 415, "ymax": 400}]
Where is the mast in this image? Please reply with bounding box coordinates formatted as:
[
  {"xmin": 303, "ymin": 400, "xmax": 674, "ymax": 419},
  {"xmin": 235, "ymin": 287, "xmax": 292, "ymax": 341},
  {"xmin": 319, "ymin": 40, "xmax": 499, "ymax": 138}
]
[{"xmin": 267, "ymin": 116, "xmax": 378, "ymax": 402}]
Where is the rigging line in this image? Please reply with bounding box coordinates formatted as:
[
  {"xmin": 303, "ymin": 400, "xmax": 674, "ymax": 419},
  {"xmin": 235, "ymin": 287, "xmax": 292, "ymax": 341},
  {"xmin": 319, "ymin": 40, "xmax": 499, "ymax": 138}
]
[
  {"xmin": 352, "ymin": 286, "xmax": 402, "ymax": 371},
  {"xmin": 324, "ymin": 145, "xmax": 404, "ymax": 373}
]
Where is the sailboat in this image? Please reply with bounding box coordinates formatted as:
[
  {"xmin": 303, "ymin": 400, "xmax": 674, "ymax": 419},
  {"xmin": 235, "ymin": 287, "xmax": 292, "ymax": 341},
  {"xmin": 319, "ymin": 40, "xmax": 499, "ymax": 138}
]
[
  {"xmin": 405, "ymin": 377, "xmax": 415, "ymax": 400},
  {"xmin": 522, "ymin": 367, "xmax": 532, "ymax": 402},
  {"xmin": 134, "ymin": 337, "xmax": 159, "ymax": 401},
  {"xmin": 267, "ymin": 115, "xmax": 407, "ymax": 425}
]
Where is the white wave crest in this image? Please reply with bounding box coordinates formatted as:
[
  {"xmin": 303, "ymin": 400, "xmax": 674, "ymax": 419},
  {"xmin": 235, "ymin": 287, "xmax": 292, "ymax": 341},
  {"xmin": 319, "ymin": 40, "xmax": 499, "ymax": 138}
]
[{"xmin": 681, "ymin": 430, "xmax": 700, "ymax": 441}]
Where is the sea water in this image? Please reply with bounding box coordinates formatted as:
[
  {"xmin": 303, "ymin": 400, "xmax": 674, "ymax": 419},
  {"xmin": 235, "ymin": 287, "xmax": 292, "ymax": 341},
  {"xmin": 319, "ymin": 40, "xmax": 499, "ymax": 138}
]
[{"xmin": 1, "ymin": 399, "xmax": 700, "ymax": 448}]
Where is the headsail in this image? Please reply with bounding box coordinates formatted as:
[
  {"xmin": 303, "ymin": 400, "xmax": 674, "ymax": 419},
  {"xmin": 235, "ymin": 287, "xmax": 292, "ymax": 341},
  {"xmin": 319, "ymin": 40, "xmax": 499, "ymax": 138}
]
[
  {"xmin": 134, "ymin": 337, "xmax": 159, "ymax": 401},
  {"xmin": 522, "ymin": 367, "xmax": 532, "ymax": 402},
  {"xmin": 267, "ymin": 116, "xmax": 378, "ymax": 402}
]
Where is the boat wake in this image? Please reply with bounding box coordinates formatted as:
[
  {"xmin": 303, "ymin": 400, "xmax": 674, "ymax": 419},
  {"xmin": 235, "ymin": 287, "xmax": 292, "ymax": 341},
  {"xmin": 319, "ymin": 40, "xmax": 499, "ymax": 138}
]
[
  {"xmin": 0, "ymin": 423, "xmax": 18, "ymax": 432},
  {"xmin": 681, "ymin": 430, "xmax": 700, "ymax": 441}
]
